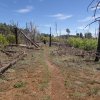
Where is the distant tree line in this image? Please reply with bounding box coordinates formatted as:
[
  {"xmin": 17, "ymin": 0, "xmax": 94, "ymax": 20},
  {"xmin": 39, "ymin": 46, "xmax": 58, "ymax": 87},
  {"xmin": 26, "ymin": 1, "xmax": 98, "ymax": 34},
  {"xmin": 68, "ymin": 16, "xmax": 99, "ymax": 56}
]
[{"xmin": 76, "ymin": 32, "xmax": 92, "ymax": 38}]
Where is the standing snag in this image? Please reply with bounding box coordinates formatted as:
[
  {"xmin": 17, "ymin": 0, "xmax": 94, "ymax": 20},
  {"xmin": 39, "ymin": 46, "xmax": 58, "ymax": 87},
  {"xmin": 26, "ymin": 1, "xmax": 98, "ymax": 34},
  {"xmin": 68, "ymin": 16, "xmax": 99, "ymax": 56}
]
[{"xmin": 87, "ymin": 0, "xmax": 100, "ymax": 61}]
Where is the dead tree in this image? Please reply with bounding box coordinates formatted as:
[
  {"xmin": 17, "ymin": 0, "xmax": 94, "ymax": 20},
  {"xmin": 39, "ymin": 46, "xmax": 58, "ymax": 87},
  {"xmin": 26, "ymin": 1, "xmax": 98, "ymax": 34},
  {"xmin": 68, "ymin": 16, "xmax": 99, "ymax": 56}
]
[
  {"xmin": 29, "ymin": 22, "xmax": 37, "ymax": 42},
  {"xmin": 14, "ymin": 27, "xmax": 18, "ymax": 45},
  {"xmin": 95, "ymin": 21, "xmax": 100, "ymax": 61},
  {"xmin": 20, "ymin": 30, "xmax": 39, "ymax": 48},
  {"xmin": 87, "ymin": 0, "xmax": 100, "ymax": 62},
  {"xmin": 49, "ymin": 27, "xmax": 52, "ymax": 47}
]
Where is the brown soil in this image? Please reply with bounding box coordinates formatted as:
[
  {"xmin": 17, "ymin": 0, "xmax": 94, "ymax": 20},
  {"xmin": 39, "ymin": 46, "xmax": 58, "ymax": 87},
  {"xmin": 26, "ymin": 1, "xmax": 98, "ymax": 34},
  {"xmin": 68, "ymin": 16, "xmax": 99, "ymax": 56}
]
[
  {"xmin": 0, "ymin": 46, "xmax": 69, "ymax": 100},
  {"xmin": 0, "ymin": 46, "xmax": 100, "ymax": 100},
  {"xmin": 44, "ymin": 47, "xmax": 69, "ymax": 100}
]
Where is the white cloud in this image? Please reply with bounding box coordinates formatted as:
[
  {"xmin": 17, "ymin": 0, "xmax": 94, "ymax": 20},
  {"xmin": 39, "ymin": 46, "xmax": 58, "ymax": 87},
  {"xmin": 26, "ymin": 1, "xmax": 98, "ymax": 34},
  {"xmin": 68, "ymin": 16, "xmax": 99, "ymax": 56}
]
[
  {"xmin": 91, "ymin": 6, "xmax": 100, "ymax": 11},
  {"xmin": 16, "ymin": 6, "xmax": 33, "ymax": 14},
  {"xmin": 77, "ymin": 25, "xmax": 89, "ymax": 30},
  {"xmin": 49, "ymin": 13, "xmax": 72, "ymax": 20},
  {"xmin": 78, "ymin": 14, "xmax": 100, "ymax": 22},
  {"xmin": 78, "ymin": 17, "xmax": 94, "ymax": 22},
  {"xmin": 77, "ymin": 26, "xmax": 85, "ymax": 30},
  {"xmin": 91, "ymin": 4, "xmax": 100, "ymax": 11}
]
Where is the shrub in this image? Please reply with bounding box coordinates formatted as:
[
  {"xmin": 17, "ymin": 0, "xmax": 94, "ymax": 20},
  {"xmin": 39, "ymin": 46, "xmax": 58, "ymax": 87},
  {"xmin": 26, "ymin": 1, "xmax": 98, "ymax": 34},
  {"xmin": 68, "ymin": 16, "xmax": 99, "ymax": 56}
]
[
  {"xmin": 0, "ymin": 34, "xmax": 9, "ymax": 47},
  {"xmin": 67, "ymin": 37, "xmax": 97, "ymax": 51},
  {"xmin": 13, "ymin": 81, "xmax": 26, "ymax": 88},
  {"xmin": 6, "ymin": 34, "xmax": 15, "ymax": 44},
  {"xmin": 40, "ymin": 36, "xmax": 49, "ymax": 42}
]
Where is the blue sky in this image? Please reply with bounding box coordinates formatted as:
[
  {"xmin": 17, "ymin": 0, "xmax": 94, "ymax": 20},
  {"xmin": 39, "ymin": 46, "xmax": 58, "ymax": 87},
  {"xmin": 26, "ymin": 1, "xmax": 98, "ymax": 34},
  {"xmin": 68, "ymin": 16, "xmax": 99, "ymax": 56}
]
[{"xmin": 0, "ymin": 0, "xmax": 99, "ymax": 36}]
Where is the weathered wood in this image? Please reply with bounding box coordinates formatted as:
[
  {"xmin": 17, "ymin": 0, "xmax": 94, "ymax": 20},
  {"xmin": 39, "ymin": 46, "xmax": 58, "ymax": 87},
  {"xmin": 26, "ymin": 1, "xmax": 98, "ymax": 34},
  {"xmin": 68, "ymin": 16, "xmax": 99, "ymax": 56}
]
[
  {"xmin": 0, "ymin": 52, "xmax": 27, "ymax": 74},
  {"xmin": 0, "ymin": 50, "xmax": 12, "ymax": 56},
  {"xmin": 14, "ymin": 27, "xmax": 18, "ymax": 45},
  {"xmin": 8, "ymin": 44, "xmax": 35, "ymax": 49},
  {"xmin": 95, "ymin": 21, "xmax": 100, "ymax": 62},
  {"xmin": 20, "ymin": 31, "xmax": 39, "ymax": 48},
  {"xmin": 18, "ymin": 44, "xmax": 35, "ymax": 49},
  {"xmin": 4, "ymin": 50, "xmax": 17, "ymax": 53},
  {"xmin": 49, "ymin": 27, "xmax": 52, "ymax": 47},
  {"xmin": 75, "ymin": 54, "xmax": 85, "ymax": 58}
]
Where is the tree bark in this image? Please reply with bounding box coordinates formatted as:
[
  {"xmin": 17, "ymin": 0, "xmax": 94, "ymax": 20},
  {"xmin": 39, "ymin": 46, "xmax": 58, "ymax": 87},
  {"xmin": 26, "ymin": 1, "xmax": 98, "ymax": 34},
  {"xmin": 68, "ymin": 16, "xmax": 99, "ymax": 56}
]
[
  {"xmin": 20, "ymin": 31, "xmax": 39, "ymax": 48},
  {"xmin": 49, "ymin": 27, "xmax": 52, "ymax": 47},
  {"xmin": 0, "ymin": 52, "xmax": 26, "ymax": 74},
  {"xmin": 95, "ymin": 21, "xmax": 100, "ymax": 62},
  {"xmin": 14, "ymin": 27, "xmax": 18, "ymax": 45}
]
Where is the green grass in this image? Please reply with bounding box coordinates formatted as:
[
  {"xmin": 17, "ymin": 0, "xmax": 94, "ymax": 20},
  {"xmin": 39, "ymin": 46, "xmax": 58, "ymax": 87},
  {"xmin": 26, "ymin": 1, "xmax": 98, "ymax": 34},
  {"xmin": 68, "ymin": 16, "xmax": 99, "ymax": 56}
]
[
  {"xmin": 39, "ymin": 80, "xmax": 49, "ymax": 91},
  {"xmin": 67, "ymin": 37, "xmax": 97, "ymax": 51},
  {"xmin": 87, "ymin": 87, "xmax": 100, "ymax": 96},
  {"xmin": 13, "ymin": 81, "xmax": 26, "ymax": 88},
  {"xmin": 41, "ymin": 95, "xmax": 51, "ymax": 100},
  {"xmin": 38, "ymin": 50, "xmax": 50, "ymax": 91},
  {"xmin": 72, "ymin": 92, "xmax": 86, "ymax": 98}
]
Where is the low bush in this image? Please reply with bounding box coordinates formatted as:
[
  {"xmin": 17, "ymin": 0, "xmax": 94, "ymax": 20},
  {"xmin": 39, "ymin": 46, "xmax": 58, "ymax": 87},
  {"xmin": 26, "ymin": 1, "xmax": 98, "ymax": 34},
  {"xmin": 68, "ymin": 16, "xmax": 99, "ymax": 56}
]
[
  {"xmin": 0, "ymin": 34, "xmax": 9, "ymax": 47},
  {"xmin": 67, "ymin": 37, "xmax": 97, "ymax": 51},
  {"xmin": 6, "ymin": 34, "xmax": 15, "ymax": 44}
]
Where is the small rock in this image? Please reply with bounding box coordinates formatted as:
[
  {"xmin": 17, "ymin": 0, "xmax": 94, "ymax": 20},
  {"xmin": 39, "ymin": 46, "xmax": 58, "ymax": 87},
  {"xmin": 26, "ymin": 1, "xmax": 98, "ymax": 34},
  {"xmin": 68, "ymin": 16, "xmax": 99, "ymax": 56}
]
[
  {"xmin": 6, "ymin": 69, "xmax": 15, "ymax": 73},
  {"xmin": 75, "ymin": 81, "xmax": 84, "ymax": 85}
]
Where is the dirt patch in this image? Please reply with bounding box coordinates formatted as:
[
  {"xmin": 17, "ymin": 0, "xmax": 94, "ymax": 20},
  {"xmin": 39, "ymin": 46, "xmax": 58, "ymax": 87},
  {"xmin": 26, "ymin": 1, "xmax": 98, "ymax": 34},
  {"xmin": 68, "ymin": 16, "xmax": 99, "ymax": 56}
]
[
  {"xmin": 0, "ymin": 47, "xmax": 50, "ymax": 100},
  {"xmin": 49, "ymin": 46, "xmax": 100, "ymax": 100},
  {"xmin": 44, "ymin": 47, "xmax": 69, "ymax": 100}
]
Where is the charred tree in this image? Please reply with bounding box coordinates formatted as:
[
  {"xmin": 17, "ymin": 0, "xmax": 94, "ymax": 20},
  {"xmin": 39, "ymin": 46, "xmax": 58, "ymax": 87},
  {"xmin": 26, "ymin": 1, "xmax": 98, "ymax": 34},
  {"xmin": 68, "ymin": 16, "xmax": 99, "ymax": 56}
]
[
  {"xmin": 87, "ymin": 0, "xmax": 100, "ymax": 62},
  {"xmin": 14, "ymin": 27, "xmax": 18, "ymax": 45},
  {"xmin": 95, "ymin": 21, "xmax": 100, "ymax": 62},
  {"xmin": 49, "ymin": 27, "xmax": 52, "ymax": 47}
]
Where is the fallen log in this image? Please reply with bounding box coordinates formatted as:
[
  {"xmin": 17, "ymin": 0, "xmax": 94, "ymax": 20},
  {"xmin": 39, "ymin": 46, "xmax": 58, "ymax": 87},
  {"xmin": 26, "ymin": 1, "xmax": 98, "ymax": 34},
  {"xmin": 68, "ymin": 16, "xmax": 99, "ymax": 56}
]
[
  {"xmin": 20, "ymin": 31, "xmax": 39, "ymax": 48},
  {"xmin": 5, "ymin": 50, "xmax": 17, "ymax": 53},
  {"xmin": 0, "ymin": 50, "xmax": 12, "ymax": 57},
  {"xmin": 18, "ymin": 44, "xmax": 35, "ymax": 49},
  {"xmin": 75, "ymin": 54, "xmax": 85, "ymax": 58},
  {"xmin": 8, "ymin": 44, "xmax": 36, "ymax": 49},
  {"xmin": 0, "ymin": 52, "xmax": 27, "ymax": 74}
]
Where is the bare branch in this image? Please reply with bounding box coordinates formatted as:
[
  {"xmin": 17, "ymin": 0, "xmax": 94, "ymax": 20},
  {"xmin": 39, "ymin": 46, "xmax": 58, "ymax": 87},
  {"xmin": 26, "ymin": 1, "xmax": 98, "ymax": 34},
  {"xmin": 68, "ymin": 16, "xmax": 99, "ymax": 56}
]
[
  {"xmin": 85, "ymin": 19, "xmax": 99, "ymax": 29},
  {"xmin": 93, "ymin": 1, "xmax": 100, "ymax": 17},
  {"xmin": 87, "ymin": 0, "xmax": 96, "ymax": 11},
  {"xmin": 95, "ymin": 17, "xmax": 100, "ymax": 20}
]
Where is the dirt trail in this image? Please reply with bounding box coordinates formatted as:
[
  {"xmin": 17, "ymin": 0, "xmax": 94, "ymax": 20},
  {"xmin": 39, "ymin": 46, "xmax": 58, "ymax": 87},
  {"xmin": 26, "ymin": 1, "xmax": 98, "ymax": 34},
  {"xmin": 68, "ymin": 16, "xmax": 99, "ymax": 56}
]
[{"xmin": 44, "ymin": 47, "xmax": 68, "ymax": 100}]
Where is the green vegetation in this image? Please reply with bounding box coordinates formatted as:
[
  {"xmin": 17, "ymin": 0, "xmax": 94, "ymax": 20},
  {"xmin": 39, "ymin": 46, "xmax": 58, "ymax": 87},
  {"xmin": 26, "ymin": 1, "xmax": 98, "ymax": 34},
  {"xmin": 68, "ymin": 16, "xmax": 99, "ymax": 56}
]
[
  {"xmin": 87, "ymin": 87, "xmax": 100, "ymax": 96},
  {"xmin": 67, "ymin": 37, "xmax": 97, "ymax": 51},
  {"xmin": 40, "ymin": 35, "xmax": 49, "ymax": 42},
  {"xmin": 0, "ymin": 34, "xmax": 15, "ymax": 47},
  {"xmin": 0, "ymin": 23, "xmax": 16, "ymax": 45},
  {"xmin": 6, "ymin": 34, "xmax": 15, "ymax": 44},
  {"xmin": 13, "ymin": 81, "xmax": 26, "ymax": 88},
  {"xmin": 41, "ymin": 95, "xmax": 51, "ymax": 100},
  {"xmin": 0, "ymin": 23, "xmax": 15, "ymax": 35},
  {"xmin": 0, "ymin": 34, "xmax": 9, "ymax": 46}
]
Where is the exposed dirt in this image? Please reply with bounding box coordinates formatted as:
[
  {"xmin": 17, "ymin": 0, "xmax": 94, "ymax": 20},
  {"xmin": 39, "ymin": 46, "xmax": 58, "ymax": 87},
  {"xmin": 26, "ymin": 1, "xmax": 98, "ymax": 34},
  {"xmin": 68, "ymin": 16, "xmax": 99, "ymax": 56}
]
[
  {"xmin": 44, "ymin": 47, "xmax": 68, "ymax": 100},
  {"xmin": 50, "ymin": 46, "xmax": 100, "ymax": 100},
  {"xmin": 0, "ymin": 47, "xmax": 51, "ymax": 100},
  {"xmin": 0, "ymin": 45, "xmax": 100, "ymax": 100}
]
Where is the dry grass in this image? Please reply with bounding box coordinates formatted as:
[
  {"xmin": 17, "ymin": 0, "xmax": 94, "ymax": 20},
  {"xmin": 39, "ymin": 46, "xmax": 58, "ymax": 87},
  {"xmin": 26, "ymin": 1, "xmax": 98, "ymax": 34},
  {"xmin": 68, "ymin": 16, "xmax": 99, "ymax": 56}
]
[
  {"xmin": 0, "ymin": 46, "xmax": 51, "ymax": 100},
  {"xmin": 49, "ymin": 46, "xmax": 100, "ymax": 100}
]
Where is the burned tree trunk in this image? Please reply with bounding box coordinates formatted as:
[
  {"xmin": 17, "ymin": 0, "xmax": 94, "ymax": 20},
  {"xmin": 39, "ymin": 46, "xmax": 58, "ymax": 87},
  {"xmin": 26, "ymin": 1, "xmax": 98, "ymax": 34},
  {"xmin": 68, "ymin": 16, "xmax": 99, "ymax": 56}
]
[
  {"xmin": 95, "ymin": 21, "xmax": 100, "ymax": 62},
  {"xmin": 49, "ymin": 27, "xmax": 52, "ymax": 47},
  {"xmin": 14, "ymin": 27, "xmax": 18, "ymax": 45}
]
